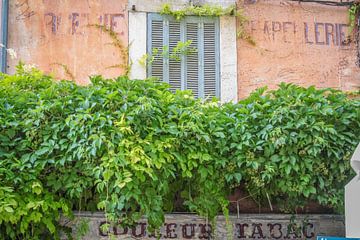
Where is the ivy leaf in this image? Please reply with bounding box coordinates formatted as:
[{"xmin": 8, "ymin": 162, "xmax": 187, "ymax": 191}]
[
  {"xmin": 234, "ymin": 173, "xmax": 242, "ymax": 183},
  {"xmin": 32, "ymin": 182, "xmax": 43, "ymax": 195},
  {"xmin": 35, "ymin": 147, "xmax": 49, "ymax": 156},
  {"xmin": 4, "ymin": 206, "xmax": 14, "ymax": 213}
]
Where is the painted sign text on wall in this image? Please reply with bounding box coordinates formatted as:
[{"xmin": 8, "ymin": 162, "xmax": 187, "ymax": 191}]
[
  {"xmin": 98, "ymin": 221, "xmax": 315, "ymax": 239},
  {"xmin": 44, "ymin": 12, "xmax": 126, "ymax": 36},
  {"xmin": 248, "ymin": 20, "xmax": 350, "ymax": 46}
]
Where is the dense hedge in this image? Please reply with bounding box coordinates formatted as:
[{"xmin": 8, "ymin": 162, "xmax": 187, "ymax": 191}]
[{"xmin": 0, "ymin": 65, "xmax": 359, "ymax": 239}]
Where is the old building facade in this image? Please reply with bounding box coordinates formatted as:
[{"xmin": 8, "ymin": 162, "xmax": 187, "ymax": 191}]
[{"xmin": 3, "ymin": 0, "xmax": 360, "ymax": 101}]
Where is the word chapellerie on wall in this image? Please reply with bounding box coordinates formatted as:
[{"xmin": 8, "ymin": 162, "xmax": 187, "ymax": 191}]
[
  {"xmin": 249, "ymin": 20, "xmax": 349, "ymax": 46},
  {"xmin": 8, "ymin": 0, "xmax": 128, "ymax": 83}
]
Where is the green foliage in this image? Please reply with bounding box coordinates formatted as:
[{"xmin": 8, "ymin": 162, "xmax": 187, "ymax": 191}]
[
  {"xmin": 170, "ymin": 40, "xmax": 197, "ymax": 61},
  {"xmin": 236, "ymin": 7, "xmax": 256, "ymax": 46},
  {"xmin": 139, "ymin": 41, "xmax": 197, "ymax": 67},
  {"xmin": 160, "ymin": 3, "xmax": 255, "ymax": 46},
  {"xmin": 160, "ymin": 3, "xmax": 236, "ymax": 21},
  {"xmin": 222, "ymin": 85, "xmax": 359, "ymax": 212},
  {"xmin": 88, "ymin": 24, "xmax": 131, "ymax": 76},
  {"xmin": 0, "ymin": 65, "xmax": 359, "ymax": 238},
  {"xmin": 138, "ymin": 48, "xmax": 159, "ymax": 68},
  {"xmin": 349, "ymin": 3, "xmax": 360, "ymax": 34}
]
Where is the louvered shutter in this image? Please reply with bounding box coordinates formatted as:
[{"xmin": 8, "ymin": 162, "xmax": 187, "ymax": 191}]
[
  {"xmin": 168, "ymin": 21, "xmax": 182, "ymax": 93},
  {"xmin": 203, "ymin": 21, "xmax": 219, "ymax": 99},
  {"xmin": 185, "ymin": 21, "xmax": 200, "ymax": 98},
  {"xmin": 148, "ymin": 14, "xmax": 165, "ymax": 81},
  {"xmin": 147, "ymin": 14, "xmax": 220, "ymax": 99}
]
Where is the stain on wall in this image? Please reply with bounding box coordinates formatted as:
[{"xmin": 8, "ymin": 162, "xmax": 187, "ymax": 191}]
[
  {"xmin": 8, "ymin": 0, "xmax": 128, "ymax": 84},
  {"xmin": 237, "ymin": 0, "xmax": 360, "ymax": 98}
]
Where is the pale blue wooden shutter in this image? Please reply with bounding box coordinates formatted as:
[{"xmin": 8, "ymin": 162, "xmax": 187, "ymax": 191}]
[
  {"xmin": 185, "ymin": 21, "xmax": 200, "ymax": 98},
  {"xmin": 203, "ymin": 20, "xmax": 220, "ymax": 98},
  {"xmin": 168, "ymin": 20, "xmax": 182, "ymax": 93},
  {"xmin": 148, "ymin": 14, "xmax": 183, "ymax": 93},
  {"xmin": 148, "ymin": 14, "xmax": 165, "ymax": 81},
  {"xmin": 184, "ymin": 17, "xmax": 219, "ymax": 99},
  {"xmin": 148, "ymin": 14, "xmax": 220, "ymax": 99}
]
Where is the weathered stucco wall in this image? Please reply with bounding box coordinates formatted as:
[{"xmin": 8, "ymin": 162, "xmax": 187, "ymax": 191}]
[
  {"xmin": 8, "ymin": 0, "xmax": 128, "ymax": 84},
  {"xmin": 237, "ymin": 0, "xmax": 360, "ymax": 98},
  {"xmin": 6, "ymin": 0, "xmax": 360, "ymax": 96}
]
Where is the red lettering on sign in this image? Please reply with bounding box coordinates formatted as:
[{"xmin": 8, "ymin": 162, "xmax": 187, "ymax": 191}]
[
  {"xmin": 236, "ymin": 223, "xmax": 249, "ymax": 238},
  {"xmin": 131, "ymin": 222, "xmax": 146, "ymax": 237},
  {"xmin": 182, "ymin": 224, "xmax": 196, "ymax": 239},
  {"xmin": 251, "ymin": 223, "xmax": 266, "ymax": 239}
]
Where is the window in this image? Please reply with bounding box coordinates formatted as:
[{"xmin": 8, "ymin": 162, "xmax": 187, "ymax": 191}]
[{"xmin": 147, "ymin": 13, "xmax": 220, "ymax": 99}]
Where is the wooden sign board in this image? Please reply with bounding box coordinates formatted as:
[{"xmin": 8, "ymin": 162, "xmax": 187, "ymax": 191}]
[{"xmin": 61, "ymin": 212, "xmax": 345, "ymax": 239}]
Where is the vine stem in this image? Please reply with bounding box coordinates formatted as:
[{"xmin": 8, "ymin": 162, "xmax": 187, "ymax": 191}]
[{"xmin": 266, "ymin": 192, "xmax": 273, "ymax": 211}]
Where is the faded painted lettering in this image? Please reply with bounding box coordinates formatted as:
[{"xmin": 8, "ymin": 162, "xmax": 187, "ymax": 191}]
[
  {"xmin": 43, "ymin": 12, "xmax": 125, "ymax": 37},
  {"xmin": 97, "ymin": 221, "xmax": 316, "ymax": 239},
  {"xmin": 15, "ymin": 0, "xmax": 36, "ymax": 20},
  {"xmin": 246, "ymin": 20, "xmax": 349, "ymax": 47}
]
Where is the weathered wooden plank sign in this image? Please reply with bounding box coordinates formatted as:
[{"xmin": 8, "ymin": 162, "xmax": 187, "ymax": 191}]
[{"xmin": 61, "ymin": 213, "xmax": 345, "ymax": 239}]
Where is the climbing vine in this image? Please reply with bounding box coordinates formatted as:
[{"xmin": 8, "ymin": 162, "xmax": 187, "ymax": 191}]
[
  {"xmin": 160, "ymin": 3, "xmax": 237, "ymax": 21},
  {"xmin": 160, "ymin": 3, "xmax": 256, "ymax": 46},
  {"xmin": 236, "ymin": 7, "xmax": 256, "ymax": 46},
  {"xmin": 348, "ymin": 2, "xmax": 360, "ymax": 66},
  {"xmin": 50, "ymin": 62, "xmax": 75, "ymax": 81},
  {"xmin": 88, "ymin": 24, "xmax": 132, "ymax": 76},
  {"xmin": 349, "ymin": 3, "xmax": 360, "ymax": 33},
  {"xmin": 138, "ymin": 40, "xmax": 197, "ymax": 67}
]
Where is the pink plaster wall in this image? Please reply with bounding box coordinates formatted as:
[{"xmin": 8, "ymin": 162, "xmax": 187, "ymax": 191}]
[
  {"xmin": 237, "ymin": 0, "xmax": 360, "ymax": 98},
  {"xmin": 7, "ymin": 0, "xmax": 359, "ymax": 97},
  {"xmin": 8, "ymin": 0, "xmax": 128, "ymax": 84}
]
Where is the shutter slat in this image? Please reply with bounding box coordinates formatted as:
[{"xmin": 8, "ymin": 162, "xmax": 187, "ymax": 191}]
[
  {"xmin": 186, "ymin": 22, "xmax": 199, "ymax": 98},
  {"xmin": 169, "ymin": 21, "xmax": 181, "ymax": 93},
  {"xmin": 203, "ymin": 23, "xmax": 217, "ymax": 98}
]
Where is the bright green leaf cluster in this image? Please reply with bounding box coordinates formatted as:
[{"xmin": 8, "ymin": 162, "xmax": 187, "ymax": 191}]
[
  {"xmin": 222, "ymin": 85, "xmax": 359, "ymax": 212},
  {"xmin": 349, "ymin": 3, "xmax": 360, "ymax": 34},
  {"xmin": 139, "ymin": 40, "xmax": 197, "ymax": 68},
  {"xmin": 0, "ymin": 64, "xmax": 359, "ymax": 238},
  {"xmin": 160, "ymin": 3, "xmax": 237, "ymax": 21}
]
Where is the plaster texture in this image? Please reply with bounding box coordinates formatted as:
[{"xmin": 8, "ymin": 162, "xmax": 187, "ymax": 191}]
[
  {"xmin": 8, "ymin": 0, "xmax": 128, "ymax": 84},
  {"xmin": 237, "ymin": 0, "xmax": 360, "ymax": 99},
  {"xmin": 128, "ymin": 11, "xmax": 147, "ymax": 80},
  {"xmin": 220, "ymin": 16, "xmax": 238, "ymax": 102},
  {"xmin": 6, "ymin": 0, "xmax": 360, "ymax": 98}
]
